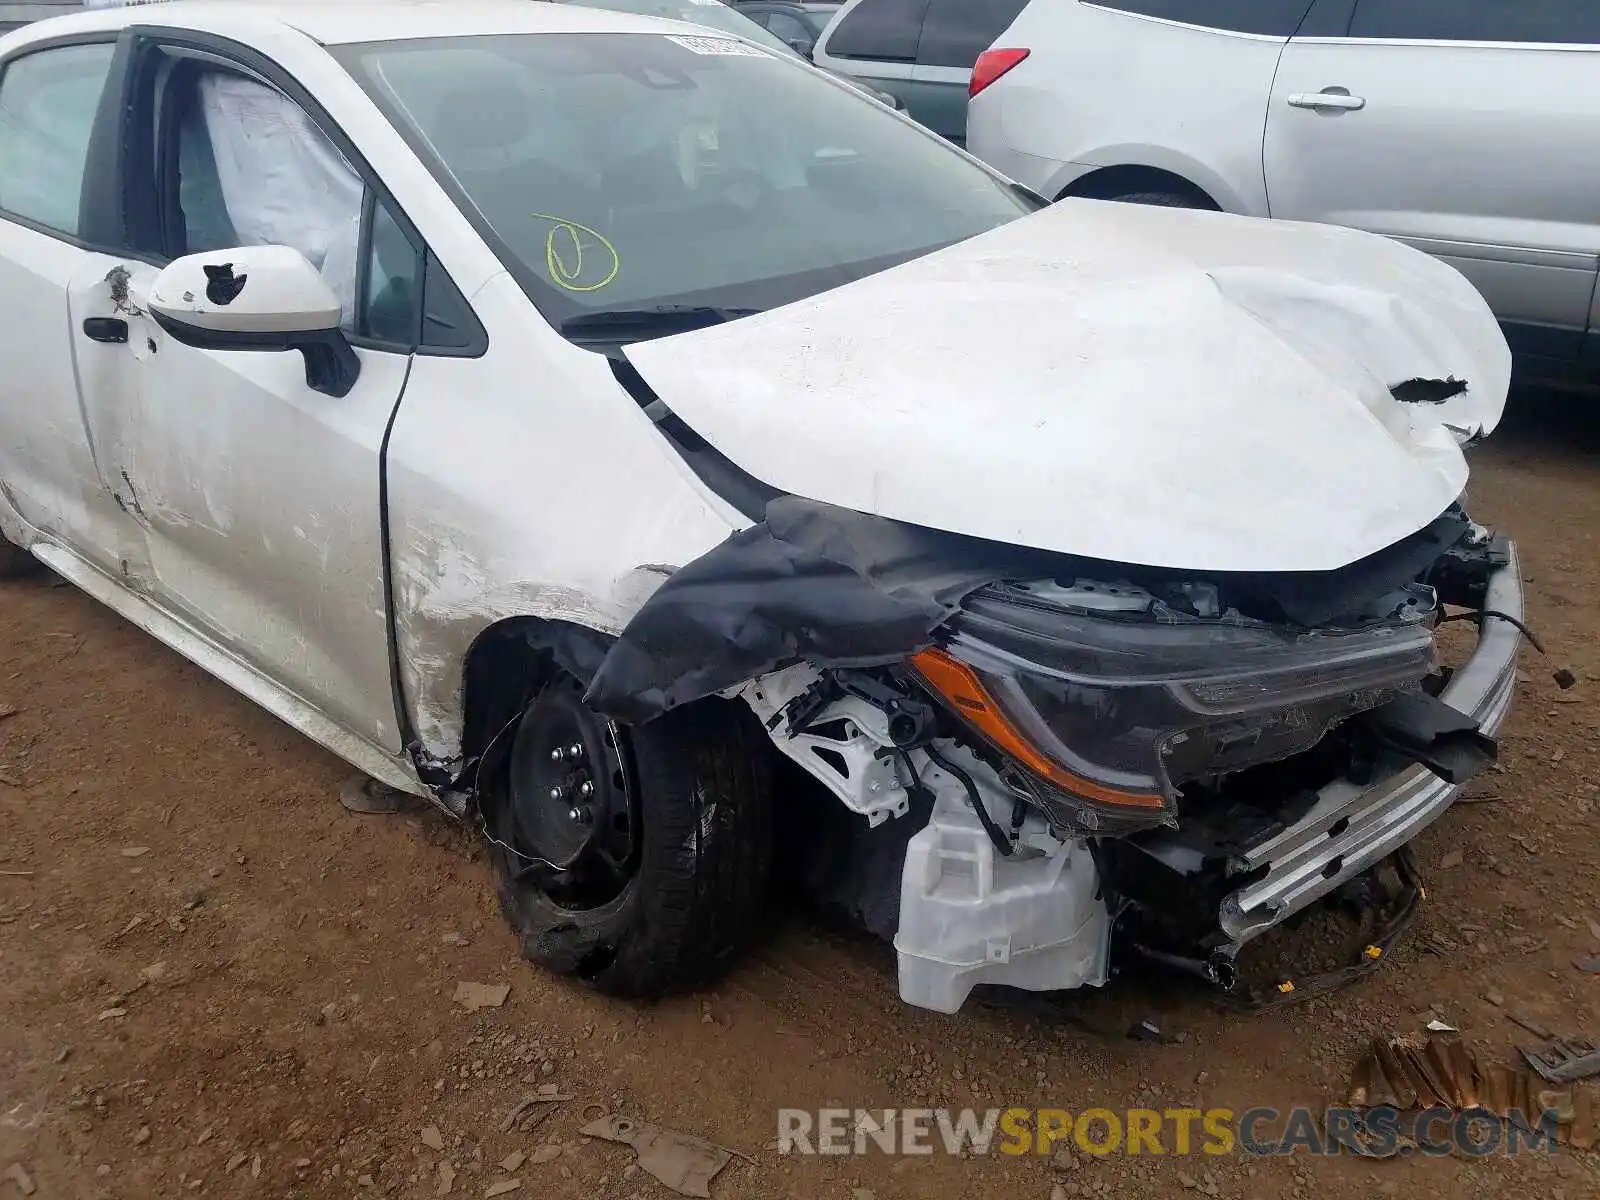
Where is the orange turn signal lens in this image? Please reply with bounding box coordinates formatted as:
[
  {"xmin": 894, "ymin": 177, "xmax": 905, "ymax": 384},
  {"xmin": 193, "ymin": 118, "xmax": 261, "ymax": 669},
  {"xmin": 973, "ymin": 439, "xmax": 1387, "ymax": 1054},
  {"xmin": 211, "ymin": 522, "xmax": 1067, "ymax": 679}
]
[{"xmin": 908, "ymin": 648, "xmax": 1166, "ymax": 811}]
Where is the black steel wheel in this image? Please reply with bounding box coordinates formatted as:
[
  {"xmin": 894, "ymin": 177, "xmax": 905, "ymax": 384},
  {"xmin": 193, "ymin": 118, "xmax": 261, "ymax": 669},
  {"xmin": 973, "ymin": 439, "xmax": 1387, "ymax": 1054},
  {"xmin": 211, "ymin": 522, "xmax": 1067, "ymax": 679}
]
[
  {"xmin": 501, "ymin": 679, "xmax": 640, "ymax": 910},
  {"xmin": 488, "ymin": 673, "xmax": 775, "ymax": 997}
]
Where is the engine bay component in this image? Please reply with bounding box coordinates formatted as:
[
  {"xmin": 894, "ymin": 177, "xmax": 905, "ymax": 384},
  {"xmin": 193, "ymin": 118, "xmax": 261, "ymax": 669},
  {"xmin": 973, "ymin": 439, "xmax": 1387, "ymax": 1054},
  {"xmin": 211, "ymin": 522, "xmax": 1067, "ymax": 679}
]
[
  {"xmin": 743, "ymin": 517, "xmax": 1524, "ymax": 1013},
  {"xmin": 741, "ymin": 665, "xmax": 918, "ymax": 828},
  {"xmin": 893, "ymin": 748, "xmax": 1110, "ymax": 1014}
]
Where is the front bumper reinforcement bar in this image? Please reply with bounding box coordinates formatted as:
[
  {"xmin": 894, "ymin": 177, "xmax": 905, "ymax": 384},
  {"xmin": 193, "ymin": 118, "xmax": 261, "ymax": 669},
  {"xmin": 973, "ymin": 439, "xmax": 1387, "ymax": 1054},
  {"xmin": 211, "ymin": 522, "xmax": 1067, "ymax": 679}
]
[{"xmin": 1216, "ymin": 543, "xmax": 1523, "ymax": 947}]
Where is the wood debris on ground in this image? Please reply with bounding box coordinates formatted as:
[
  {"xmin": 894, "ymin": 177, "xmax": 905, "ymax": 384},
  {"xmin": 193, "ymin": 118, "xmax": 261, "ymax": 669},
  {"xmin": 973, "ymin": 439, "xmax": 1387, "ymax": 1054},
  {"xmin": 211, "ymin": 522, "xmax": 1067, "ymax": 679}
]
[{"xmin": 1343, "ymin": 1032, "xmax": 1596, "ymax": 1154}]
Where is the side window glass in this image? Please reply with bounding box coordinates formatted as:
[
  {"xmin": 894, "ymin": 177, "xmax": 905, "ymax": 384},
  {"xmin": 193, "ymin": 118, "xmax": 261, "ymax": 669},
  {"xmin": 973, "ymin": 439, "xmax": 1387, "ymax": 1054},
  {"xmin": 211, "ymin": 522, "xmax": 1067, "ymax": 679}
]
[
  {"xmin": 357, "ymin": 195, "xmax": 484, "ymax": 355},
  {"xmin": 918, "ymin": 0, "xmax": 1031, "ymax": 68},
  {"xmin": 0, "ymin": 43, "xmax": 116, "ymax": 237},
  {"xmin": 1348, "ymin": 0, "xmax": 1600, "ymax": 44},
  {"xmin": 1295, "ymin": 0, "xmax": 1356, "ymax": 37},
  {"xmin": 1088, "ymin": 0, "xmax": 1315, "ymax": 37},
  {"xmin": 420, "ymin": 249, "xmax": 485, "ymax": 354},
  {"xmin": 359, "ymin": 197, "xmax": 421, "ymax": 345},
  {"xmin": 826, "ymin": 0, "xmax": 931, "ymax": 61}
]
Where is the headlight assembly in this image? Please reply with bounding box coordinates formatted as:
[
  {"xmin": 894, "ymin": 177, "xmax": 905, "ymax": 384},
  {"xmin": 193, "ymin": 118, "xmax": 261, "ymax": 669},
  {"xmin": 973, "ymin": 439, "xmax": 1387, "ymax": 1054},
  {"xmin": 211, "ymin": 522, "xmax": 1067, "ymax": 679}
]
[{"xmin": 909, "ymin": 585, "xmax": 1436, "ymax": 835}]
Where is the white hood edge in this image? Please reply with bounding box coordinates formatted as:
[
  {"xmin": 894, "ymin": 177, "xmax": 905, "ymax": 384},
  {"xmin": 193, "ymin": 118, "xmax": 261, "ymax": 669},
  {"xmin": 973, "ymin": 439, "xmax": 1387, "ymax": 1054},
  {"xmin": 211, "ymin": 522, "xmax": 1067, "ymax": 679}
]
[{"xmin": 623, "ymin": 199, "xmax": 1511, "ymax": 574}]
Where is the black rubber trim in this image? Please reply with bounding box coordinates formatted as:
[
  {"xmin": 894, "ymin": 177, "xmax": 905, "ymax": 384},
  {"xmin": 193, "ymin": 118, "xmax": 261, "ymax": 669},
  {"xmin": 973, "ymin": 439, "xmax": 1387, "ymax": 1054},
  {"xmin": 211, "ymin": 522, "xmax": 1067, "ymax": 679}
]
[{"xmin": 375, "ymin": 356, "xmax": 441, "ymax": 781}]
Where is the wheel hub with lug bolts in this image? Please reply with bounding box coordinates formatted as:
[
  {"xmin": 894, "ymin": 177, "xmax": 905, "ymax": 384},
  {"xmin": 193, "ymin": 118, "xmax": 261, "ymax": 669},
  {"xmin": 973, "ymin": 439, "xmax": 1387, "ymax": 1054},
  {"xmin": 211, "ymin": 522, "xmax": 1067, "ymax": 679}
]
[
  {"xmin": 504, "ymin": 679, "xmax": 640, "ymax": 905},
  {"xmin": 549, "ymin": 741, "xmax": 595, "ymax": 829}
]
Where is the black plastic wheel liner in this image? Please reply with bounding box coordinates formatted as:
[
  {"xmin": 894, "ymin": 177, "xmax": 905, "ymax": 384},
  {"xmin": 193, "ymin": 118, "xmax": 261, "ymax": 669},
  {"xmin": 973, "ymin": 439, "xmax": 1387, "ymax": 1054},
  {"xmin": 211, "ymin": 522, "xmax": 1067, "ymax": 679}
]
[
  {"xmin": 569, "ymin": 495, "xmax": 1472, "ymax": 727},
  {"xmin": 579, "ymin": 497, "xmax": 1057, "ymax": 725}
]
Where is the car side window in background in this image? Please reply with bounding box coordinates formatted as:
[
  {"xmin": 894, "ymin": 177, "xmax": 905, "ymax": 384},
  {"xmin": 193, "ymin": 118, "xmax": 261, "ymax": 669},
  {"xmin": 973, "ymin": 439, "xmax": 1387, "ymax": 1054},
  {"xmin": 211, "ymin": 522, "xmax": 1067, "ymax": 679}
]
[
  {"xmin": 917, "ymin": 0, "xmax": 1030, "ymax": 68},
  {"xmin": 826, "ymin": 0, "xmax": 931, "ymax": 61},
  {"xmin": 1347, "ymin": 0, "xmax": 1600, "ymax": 44},
  {"xmin": 764, "ymin": 11, "xmax": 818, "ymax": 48},
  {"xmin": 0, "ymin": 43, "xmax": 116, "ymax": 237},
  {"xmin": 1293, "ymin": 0, "xmax": 1356, "ymax": 37},
  {"xmin": 1088, "ymin": 0, "xmax": 1315, "ymax": 37}
]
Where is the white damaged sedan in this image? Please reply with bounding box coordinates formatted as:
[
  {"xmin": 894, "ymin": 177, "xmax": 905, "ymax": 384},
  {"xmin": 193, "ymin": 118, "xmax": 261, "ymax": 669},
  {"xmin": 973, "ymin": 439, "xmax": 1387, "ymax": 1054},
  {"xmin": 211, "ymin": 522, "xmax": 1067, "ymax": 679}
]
[{"xmin": 0, "ymin": 0, "xmax": 1522, "ymax": 1013}]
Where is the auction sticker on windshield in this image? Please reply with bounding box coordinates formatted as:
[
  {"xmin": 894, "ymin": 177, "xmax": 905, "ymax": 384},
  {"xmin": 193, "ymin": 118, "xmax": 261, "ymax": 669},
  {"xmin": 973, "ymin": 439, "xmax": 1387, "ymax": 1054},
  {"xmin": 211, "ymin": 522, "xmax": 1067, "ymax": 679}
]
[{"xmin": 666, "ymin": 34, "xmax": 771, "ymax": 55}]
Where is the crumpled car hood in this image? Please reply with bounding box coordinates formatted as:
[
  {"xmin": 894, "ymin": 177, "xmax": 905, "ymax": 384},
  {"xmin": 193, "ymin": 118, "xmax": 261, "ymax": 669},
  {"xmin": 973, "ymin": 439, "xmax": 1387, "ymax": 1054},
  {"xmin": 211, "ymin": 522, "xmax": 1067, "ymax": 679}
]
[{"xmin": 623, "ymin": 199, "xmax": 1510, "ymax": 574}]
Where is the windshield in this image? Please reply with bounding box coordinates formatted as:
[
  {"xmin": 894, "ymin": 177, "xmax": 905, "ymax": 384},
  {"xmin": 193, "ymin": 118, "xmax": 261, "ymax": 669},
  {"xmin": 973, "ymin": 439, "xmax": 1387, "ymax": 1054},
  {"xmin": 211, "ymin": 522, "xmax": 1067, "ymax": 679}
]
[
  {"xmin": 334, "ymin": 33, "xmax": 1033, "ymax": 339},
  {"xmin": 550, "ymin": 0, "xmax": 801, "ymax": 57}
]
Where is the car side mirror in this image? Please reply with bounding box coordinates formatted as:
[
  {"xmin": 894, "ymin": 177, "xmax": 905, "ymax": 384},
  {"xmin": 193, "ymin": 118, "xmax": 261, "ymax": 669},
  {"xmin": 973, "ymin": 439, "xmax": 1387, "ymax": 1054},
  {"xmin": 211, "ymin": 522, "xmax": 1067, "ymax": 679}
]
[{"xmin": 148, "ymin": 246, "xmax": 361, "ymax": 398}]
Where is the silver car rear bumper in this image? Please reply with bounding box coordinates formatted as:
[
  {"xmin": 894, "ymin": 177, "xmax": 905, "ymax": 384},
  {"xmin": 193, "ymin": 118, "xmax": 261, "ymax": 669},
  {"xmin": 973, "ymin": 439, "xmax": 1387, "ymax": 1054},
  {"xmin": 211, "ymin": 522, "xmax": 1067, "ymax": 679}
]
[{"xmin": 1217, "ymin": 543, "xmax": 1522, "ymax": 946}]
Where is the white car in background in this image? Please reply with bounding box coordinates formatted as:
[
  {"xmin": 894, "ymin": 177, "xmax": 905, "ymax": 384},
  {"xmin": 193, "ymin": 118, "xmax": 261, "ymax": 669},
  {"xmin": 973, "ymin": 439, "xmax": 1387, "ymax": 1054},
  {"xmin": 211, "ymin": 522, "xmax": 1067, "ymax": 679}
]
[
  {"xmin": 966, "ymin": 0, "xmax": 1600, "ymax": 379},
  {"xmin": 0, "ymin": 0, "xmax": 1523, "ymax": 1016}
]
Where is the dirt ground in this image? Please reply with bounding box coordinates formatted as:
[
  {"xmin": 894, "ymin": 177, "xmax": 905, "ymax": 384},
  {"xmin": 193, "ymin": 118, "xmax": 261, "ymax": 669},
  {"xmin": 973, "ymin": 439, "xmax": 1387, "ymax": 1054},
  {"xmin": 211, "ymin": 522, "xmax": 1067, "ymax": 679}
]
[{"xmin": 2, "ymin": 392, "xmax": 1598, "ymax": 1200}]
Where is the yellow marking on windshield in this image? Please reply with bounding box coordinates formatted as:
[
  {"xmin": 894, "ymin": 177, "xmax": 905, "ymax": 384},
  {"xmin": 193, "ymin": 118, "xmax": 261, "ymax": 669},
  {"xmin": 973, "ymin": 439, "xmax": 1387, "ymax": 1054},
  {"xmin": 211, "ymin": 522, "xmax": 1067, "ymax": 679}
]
[{"xmin": 530, "ymin": 213, "xmax": 620, "ymax": 293}]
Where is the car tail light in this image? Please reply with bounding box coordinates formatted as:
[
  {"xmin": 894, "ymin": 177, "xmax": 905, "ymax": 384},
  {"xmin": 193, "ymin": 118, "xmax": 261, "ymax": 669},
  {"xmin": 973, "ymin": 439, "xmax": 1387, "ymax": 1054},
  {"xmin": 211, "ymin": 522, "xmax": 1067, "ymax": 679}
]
[{"xmin": 969, "ymin": 47, "xmax": 1029, "ymax": 98}]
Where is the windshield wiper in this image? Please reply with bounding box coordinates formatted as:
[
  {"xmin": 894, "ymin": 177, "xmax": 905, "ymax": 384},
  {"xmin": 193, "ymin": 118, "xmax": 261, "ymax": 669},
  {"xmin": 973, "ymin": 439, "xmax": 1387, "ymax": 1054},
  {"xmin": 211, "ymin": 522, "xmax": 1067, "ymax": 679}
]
[
  {"xmin": 1008, "ymin": 180, "xmax": 1049, "ymax": 210},
  {"xmin": 560, "ymin": 305, "xmax": 763, "ymax": 340}
]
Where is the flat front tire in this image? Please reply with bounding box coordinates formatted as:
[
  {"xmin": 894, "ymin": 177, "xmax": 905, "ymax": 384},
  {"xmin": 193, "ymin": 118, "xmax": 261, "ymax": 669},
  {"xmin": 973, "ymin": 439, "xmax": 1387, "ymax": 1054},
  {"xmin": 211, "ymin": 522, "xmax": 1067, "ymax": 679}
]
[{"xmin": 488, "ymin": 676, "xmax": 774, "ymax": 998}]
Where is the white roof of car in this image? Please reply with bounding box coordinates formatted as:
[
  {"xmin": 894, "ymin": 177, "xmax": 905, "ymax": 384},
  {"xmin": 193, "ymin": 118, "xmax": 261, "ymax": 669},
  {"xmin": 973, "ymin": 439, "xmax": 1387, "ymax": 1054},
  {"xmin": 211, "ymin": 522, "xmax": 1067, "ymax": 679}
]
[{"xmin": 19, "ymin": 0, "xmax": 702, "ymax": 45}]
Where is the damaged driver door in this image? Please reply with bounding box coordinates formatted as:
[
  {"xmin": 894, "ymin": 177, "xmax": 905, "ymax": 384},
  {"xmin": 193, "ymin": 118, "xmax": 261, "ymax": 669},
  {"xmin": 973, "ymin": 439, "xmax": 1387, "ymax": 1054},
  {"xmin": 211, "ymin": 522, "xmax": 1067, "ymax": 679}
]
[{"xmin": 75, "ymin": 44, "xmax": 415, "ymax": 757}]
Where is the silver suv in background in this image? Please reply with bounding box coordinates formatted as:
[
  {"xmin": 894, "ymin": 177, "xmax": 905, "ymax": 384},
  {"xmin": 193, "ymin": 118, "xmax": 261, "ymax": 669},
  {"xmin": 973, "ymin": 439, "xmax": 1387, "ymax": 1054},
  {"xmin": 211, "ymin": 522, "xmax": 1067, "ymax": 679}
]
[
  {"xmin": 812, "ymin": 0, "xmax": 1027, "ymax": 144},
  {"xmin": 966, "ymin": 0, "xmax": 1600, "ymax": 380}
]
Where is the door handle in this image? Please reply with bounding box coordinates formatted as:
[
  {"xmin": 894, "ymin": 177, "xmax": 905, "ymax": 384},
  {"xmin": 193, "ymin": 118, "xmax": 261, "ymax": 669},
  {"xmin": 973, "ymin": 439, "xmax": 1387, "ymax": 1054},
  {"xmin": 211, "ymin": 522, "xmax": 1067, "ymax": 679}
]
[
  {"xmin": 1287, "ymin": 89, "xmax": 1366, "ymax": 112},
  {"xmin": 82, "ymin": 316, "xmax": 129, "ymax": 344}
]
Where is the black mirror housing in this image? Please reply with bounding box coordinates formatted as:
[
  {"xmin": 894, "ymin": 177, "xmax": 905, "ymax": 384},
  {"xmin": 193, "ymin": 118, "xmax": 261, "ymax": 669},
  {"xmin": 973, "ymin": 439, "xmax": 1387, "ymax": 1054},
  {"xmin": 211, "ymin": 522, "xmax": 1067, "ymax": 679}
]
[{"xmin": 149, "ymin": 309, "xmax": 363, "ymax": 398}]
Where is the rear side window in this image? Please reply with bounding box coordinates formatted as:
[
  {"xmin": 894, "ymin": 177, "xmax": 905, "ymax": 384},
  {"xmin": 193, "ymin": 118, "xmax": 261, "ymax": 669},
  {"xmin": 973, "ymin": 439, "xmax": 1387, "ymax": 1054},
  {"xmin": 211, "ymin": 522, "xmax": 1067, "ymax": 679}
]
[
  {"xmin": 1088, "ymin": 0, "xmax": 1315, "ymax": 37},
  {"xmin": 1347, "ymin": 0, "xmax": 1600, "ymax": 44},
  {"xmin": 917, "ymin": 0, "xmax": 1031, "ymax": 67},
  {"xmin": 826, "ymin": 0, "xmax": 931, "ymax": 61},
  {"xmin": 0, "ymin": 42, "xmax": 116, "ymax": 237}
]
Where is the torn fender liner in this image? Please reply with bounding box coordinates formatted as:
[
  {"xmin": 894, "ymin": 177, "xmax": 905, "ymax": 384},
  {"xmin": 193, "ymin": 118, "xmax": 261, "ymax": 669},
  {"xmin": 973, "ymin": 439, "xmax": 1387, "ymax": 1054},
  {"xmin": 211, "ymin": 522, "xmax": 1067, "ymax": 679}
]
[
  {"xmin": 582, "ymin": 496, "xmax": 1472, "ymax": 725},
  {"xmin": 517, "ymin": 620, "xmax": 614, "ymax": 686},
  {"xmin": 582, "ymin": 497, "xmax": 1059, "ymax": 724}
]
